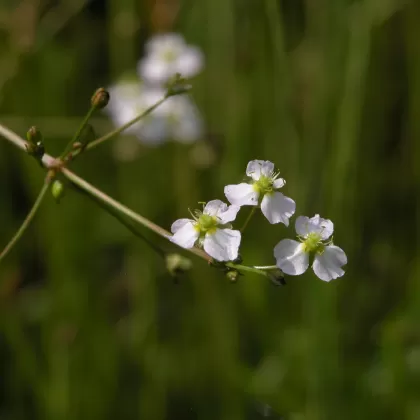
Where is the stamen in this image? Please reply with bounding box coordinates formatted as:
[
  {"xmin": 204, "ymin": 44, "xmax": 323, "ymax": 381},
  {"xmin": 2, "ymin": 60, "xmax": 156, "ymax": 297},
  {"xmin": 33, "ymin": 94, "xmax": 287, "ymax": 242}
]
[{"xmin": 188, "ymin": 208, "xmax": 199, "ymax": 221}]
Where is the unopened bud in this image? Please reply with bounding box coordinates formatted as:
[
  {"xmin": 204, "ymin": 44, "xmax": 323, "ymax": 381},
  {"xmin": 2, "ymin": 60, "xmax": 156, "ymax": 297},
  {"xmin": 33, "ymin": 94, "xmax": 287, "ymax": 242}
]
[
  {"xmin": 51, "ymin": 180, "xmax": 65, "ymax": 203},
  {"xmin": 226, "ymin": 270, "xmax": 239, "ymax": 283},
  {"xmin": 25, "ymin": 126, "xmax": 45, "ymax": 161},
  {"xmin": 166, "ymin": 253, "xmax": 192, "ymax": 276},
  {"xmin": 268, "ymin": 270, "xmax": 286, "ymax": 286},
  {"xmin": 26, "ymin": 126, "xmax": 42, "ymax": 145},
  {"xmin": 91, "ymin": 87, "xmax": 110, "ymax": 109}
]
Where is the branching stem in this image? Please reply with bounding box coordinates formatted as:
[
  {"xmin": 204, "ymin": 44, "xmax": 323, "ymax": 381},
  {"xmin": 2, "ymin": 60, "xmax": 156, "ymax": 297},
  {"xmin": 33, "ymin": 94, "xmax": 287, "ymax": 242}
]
[{"xmin": 0, "ymin": 123, "xmax": 274, "ymax": 279}]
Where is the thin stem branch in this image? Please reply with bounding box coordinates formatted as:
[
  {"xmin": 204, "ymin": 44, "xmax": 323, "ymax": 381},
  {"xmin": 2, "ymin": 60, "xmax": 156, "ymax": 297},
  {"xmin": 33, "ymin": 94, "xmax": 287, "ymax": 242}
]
[
  {"xmin": 225, "ymin": 262, "xmax": 271, "ymax": 278},
  {"xmin": 60, "ymin": 166, "xmax": 211, "ymax": 262},
  {"xmin": 240, "ymin": 206, "xmax": 257, "ymax": 232},
  {"xmin": 0, "ymin": 181, "xmax": 49, "ymax": 262},
  {"xmin": 84, "ymin": 96, "xmax": 168, "ymax": 153},
  {"xmin": 60, "ymin": 105, "xmax": 95, "ymax": 158},
  {"xmin": 0, "ymin": 123, "xmax": 275, "ymax": 280},
  {"xmin": 253, "ymin": 265, "xmax": 278, "ymax": 271}
]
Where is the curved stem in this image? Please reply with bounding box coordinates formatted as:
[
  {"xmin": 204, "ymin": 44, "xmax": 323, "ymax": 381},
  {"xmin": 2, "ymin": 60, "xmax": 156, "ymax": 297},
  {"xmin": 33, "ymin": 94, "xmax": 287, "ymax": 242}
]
[
  {"xmin": 240, "ymin": 206, "xmax": 257, "ymax": 232},
  {"xmin": 0, "ymin": 181, "xmax": 49, "ymax": 262}
]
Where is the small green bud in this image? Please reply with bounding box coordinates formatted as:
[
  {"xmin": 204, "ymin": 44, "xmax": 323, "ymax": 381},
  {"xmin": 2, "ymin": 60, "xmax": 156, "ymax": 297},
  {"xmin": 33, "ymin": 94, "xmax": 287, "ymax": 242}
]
[
  {"xmin": 166, "ymin": 253, "xmax": 193, "ymax": 276},
  {"xmin": 25, "ymin": 126, "xmax": 45, "ymax": 161},
  {"xmin": 91, "ymin": 87, "xmax": 110, "ymax": 109},
  {"xmin": 51, "ymin": 180, "xmax": 65, "ymax": 203},
  {"xmin": 26, "ymin": 126, "xmax": 43, "ymax": 145},
  {"xmin": 226, "ymin": 270, "xmax": 239, "ymax": 283}
]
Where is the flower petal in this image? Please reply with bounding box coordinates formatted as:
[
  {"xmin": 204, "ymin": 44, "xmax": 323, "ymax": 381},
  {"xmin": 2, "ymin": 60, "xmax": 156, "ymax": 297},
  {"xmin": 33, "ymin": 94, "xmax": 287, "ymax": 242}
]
[
  {"xmin": 138, "ymin": 57, "xmax": 170, "ymax": 85},
  {"xmin": 224, "ymin": 183, "xmax": 259, "ymax": 206},
  {"xmin": 171, "ymin": 218, "xmax": 193, "ymax": 234},
  {"xmin": 295, "ymin": 214, "xmax": 333, "ymax": 239},
  {"xmin": 273, "ymin": 239, "xmax": 309, "ymax": 276},
  {"xmin": 312, "ymin": 245, "xmax": 347, "ymax": 281},
  {"xmin": 261, "ymin": 192, "xmax": 296, "ymax": 225},
  {"xmin": 167, "ymin": 96, "xmax": 203, "ymax": 143},
  {"xmin": 218, "ymin": 204, "xmax": 240, "ymax": 224},
  {"xmin": 144, "ymin": 33, "xmax": 185, "ymax": 56},
  {"xmin": 246, "ymin": 160, "xmax": 274, "ymax": 180},
  {"xmin": 176, "ymin": 46, "xmax": 204, "ymax": 79},
  {"xmin": 203, "ymin": 200, "xmax": 227, "ymax": 217},
  {"xmin": 273, "ymin": 178, "xmax": 286, "ymax": 189},
  {"xmin": 202, "ymin": 200, "xmax": 240, "ymax": 224},
  {"xmin": 203, "ymin": 228, "xmax": 241, "ymax": 261},
  {"xmin": 170, "ymin": 221, "xmax": 199, "ymax": 249}
]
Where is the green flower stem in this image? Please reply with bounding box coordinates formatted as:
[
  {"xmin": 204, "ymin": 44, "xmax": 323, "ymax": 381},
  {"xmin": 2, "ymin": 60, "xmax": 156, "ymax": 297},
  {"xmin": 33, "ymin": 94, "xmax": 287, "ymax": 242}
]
[
  {"xmin": 60, "ymin": 105, "xmax": 96, "ymax": 159},
  {"xmin": 225, "ymin": 262, "xmax": 271, "ymax": 278},
  {"xmin": 83, "ymin": 95, "xmax": 168, "ymax": 153},
  {"xmin": 60, "ymin": 166, "xmax": 212, "ymax": 262},
  {"xmin": 240, "ymin": 206, "xmax": 257, "ymax": 232},
  {"xmin": 253, "ymin": 265, "xmax": 278, "ymax": 271},
  {"xmin": 0, "ymin": 123, "xmax": 274, "ymax": 280},
  {"xmin": 0, "ymin": 180, "xmax": 49, "ymax": 262}
]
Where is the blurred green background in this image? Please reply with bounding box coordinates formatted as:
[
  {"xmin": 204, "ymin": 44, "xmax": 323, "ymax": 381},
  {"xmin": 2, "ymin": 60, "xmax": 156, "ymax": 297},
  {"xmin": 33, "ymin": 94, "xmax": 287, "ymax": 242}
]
[{"xmin": 0, "ymin": 0, "xmax": 419, "ymax": 419}]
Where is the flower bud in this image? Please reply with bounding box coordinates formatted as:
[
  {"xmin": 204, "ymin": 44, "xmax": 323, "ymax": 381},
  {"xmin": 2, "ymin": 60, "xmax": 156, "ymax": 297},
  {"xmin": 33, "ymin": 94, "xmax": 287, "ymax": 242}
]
[
  {"xmin": 91, "ymin": 87, "xmax": 110, "ymax": 109},
  {"xmin": 165, "ymin": 253, "xmax": 192, "ymax": 276},
  {"xmin": 226, "ymin": 270, "xmax": 239, "ymax": 283},
  {"xmin": 51, "ymin": 180, "xmax": 65, "ymax": 203},
  {"xmin": 26, "ymin": 126, "xmax": 42, "ymax": 145},
  {"xmin": 268, "ymin": 270, "xmax": 286, "ymax": 286},
  {"xmin": 25, "ymin": 126, "xmax": 45, "ymax": 161}
]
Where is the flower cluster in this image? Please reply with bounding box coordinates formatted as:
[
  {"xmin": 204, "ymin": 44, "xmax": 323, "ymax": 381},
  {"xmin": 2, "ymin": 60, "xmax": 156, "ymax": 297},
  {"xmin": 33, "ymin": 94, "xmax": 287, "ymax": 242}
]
[
  {"xmin": 106, "ymin": 34, "xmax": 204, "ymax": 146},
  {"xmin": 171, "ymin": 160, "xmax": 347, "ymax": 282}
]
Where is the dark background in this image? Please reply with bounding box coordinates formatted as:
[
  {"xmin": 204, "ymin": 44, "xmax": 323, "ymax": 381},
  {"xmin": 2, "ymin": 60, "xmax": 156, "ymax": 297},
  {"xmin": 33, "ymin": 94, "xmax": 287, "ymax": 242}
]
[{"xmin": 0, "ymin": 0, "xmax": 419, "ymax": 419}]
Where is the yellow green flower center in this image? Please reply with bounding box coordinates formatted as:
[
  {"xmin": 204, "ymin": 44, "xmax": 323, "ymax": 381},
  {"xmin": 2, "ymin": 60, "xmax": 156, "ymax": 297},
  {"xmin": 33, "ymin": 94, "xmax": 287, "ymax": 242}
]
[
  {"xmin": 302, "ymin": 232, "xmax": 324, "ymax": 254},
  {"xmin": 197, "ymin": 214, "xmax": 218, "ymax": 234},
  {"xmin": 162, "ymin": 49, "xmax": 177, "ymax": 63},
  {"xmin": 253, "ymin": 175, "xmax": 273, "ymax": 195}
]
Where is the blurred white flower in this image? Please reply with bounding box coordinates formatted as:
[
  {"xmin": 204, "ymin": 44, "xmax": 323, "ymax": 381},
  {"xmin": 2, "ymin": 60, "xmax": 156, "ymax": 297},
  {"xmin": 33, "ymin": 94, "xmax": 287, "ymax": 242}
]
[
  {"xmin": 171, "ymin": 200, "xmax": 241, "ymax": 261},
  {"xmin": 274, "ymin": 214, "xmax": 347, "ymax": 282},
  {"xmin": 138, "ymin": 33, "xmax": 204, "ymax": 85},
  {"xmin": 224, "ymin": 160, "xmax": 296, "ymax": 225},
  {"xmin": 106, "ymin": 80, "xmax": 203, "ymax": 145}
]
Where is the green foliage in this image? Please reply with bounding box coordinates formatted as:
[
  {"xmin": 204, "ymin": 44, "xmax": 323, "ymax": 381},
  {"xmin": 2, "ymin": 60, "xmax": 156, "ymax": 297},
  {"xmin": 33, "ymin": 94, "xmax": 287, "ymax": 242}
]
[{"xmin": 0, "ymin": 0, "xmax": 419, "ymax": 419}]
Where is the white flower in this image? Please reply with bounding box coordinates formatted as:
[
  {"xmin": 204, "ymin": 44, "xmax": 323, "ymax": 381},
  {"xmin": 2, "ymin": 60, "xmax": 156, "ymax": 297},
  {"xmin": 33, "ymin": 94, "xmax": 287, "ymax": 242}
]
[
  {"xmin": 106, "ymin": 81, "xmax": 203, "ymax": 145},
  {"xmin": 106, "ymin": 81, "xmax": 167, "ymax": 145},
  {"xmin": 224, "ymin": 160, "xmax": 296, "ymax": 225},
  {"xmin": 162, "ymin": 95, "xmax": 203, "ymax": 143},
  {"xmin": 138, "ymin": 33, "xmax": 204, "ymax": 85},
  {"xmin": 273, "ymin": 214, "xmax": 347, "ymax": 282},
  {"xmin": 170, "ymin": 200, "xmax": 241, "ymax": 261}
]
